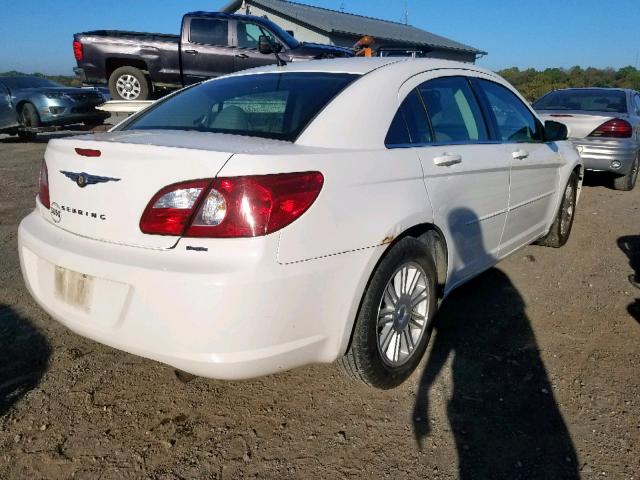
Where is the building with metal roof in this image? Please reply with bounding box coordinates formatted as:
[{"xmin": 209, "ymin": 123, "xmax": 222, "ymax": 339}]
[{"xmin": 221, "ymin": 0, "xmax": 486, "ymax": 63}]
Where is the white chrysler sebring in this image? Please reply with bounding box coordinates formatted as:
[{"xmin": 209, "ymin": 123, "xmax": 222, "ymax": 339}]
[{"xmin": 19, "ymin": 58, "xmax": 582, "ymax": 388}]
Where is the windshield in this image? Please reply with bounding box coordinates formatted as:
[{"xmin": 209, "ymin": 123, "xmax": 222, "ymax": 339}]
[
  {"xmin": 0, "ymin": 76, "xmax": 63, "ymax": 89},
  {"xmin": 124, "ymin": 72, "xmax": 359, "ymax": 141},
  {"xmin": 261, "ymin": 20, "xmax": 299, "ymax": 49},
  {"xmin": 533, "ymin": 89, "xmax": 627, "ymax": 113}
]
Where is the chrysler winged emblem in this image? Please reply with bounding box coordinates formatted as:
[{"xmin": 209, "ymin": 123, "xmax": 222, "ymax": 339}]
[{"xmin": 60, "ymin": 171, "xmax": 121, "ymax": 188}]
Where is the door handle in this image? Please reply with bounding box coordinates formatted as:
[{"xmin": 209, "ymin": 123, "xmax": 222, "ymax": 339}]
[
  {"xmin": 512, "ymin": 149, "xmax": 530, "ymax": 160},
  {"xmin": 184, "ymin": 49, "xmax": 199, "ymax": 55},
  {"xmin": 235, "ymin": 53, "xmax": 249, "ymax": 59},
  {"xmin": 433, "ymin": 153, "xmax": 462, "ymax": 167}
]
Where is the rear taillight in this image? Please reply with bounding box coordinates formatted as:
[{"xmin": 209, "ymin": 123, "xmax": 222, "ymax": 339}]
[
  {"xmin": 39, "ymin": 161, "xmax": 50, "ymax": 209},
  {"xmin": 588, "ymin": 118, "xmax": 632, "ymax": 138},
  {"xmin": 73, "ymin": 41, "xmax": 83, "ymax": 61},
  {"xmin": 140, "ymin": 172, "xmax": 324, "ymax": 238},
  {"xmin": 140, "ymin": 179, "xmax": 211, "ymax": 236}
]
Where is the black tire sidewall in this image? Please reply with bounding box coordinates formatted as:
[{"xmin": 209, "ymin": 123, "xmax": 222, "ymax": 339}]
[
  {"xmin": 108, "ymin": 67, "xmax": 150, "ymax": 101},
  {"xmin": 20, "ymin": 103, "xmax": 40, "ymax": 128},
  {"xmin": 557, "ymin": 171, "xmax": 579, "ymax": 246},
  {"xmin": 355, "ymin": 238, "xmax": 437, "ymax": 388},
  {"xmin": 17, "ymin": 103, "xmax": 39, "ymax": 141}
]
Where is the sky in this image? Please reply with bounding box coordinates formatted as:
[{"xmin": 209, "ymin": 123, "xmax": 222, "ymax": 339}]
[{"xmin": 0, "ymin": 0, "xmax": 638, "ymax": 75}]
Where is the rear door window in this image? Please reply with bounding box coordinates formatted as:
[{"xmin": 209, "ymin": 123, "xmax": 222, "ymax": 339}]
[
  {"xmin": 385, "ymin": 90, "xmax": 431, "ymax": 147},
  {"xmin": 478, "ymin": 80, "xmax": 543, "ymax": 143},
  {"xmin": 190, "ymin": 18, "xmax": 230, "ymax": 46},
  {"xmin": 417, "ymin": 77, "xmax": 488, "ymax": 143}
]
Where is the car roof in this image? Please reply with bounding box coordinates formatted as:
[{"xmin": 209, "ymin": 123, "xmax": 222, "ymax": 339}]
[
  {"xmin": 226, "ymin": 57, "xmax": 494, "ymax": 77},
  {"xmin": 186, "ymin": 11, "xmax": 275, "ymax": 23}
]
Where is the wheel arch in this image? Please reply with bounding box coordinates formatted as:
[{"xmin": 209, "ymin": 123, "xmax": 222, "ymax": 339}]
[
  {"xmin": 105, "ymin": 58, "xmax": 150, "ymax": 80},
  {"xmin": 14, "ymin": 100, "xmax": 40, "ymax": 125},
  {"xmin": 572, "ymin": 163, "xmax": 584, "ymax": 203},
  {"xmin": 15, "ymin": 100, "xmax": 33, "ymax": 114},
  {"xmin": 337, "ymin": 222, "xmax": 449, "ymax": 357}
]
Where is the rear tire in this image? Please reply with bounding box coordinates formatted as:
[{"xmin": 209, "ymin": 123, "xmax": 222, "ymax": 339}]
[
  {"xmin": 536, "ymin": 171, "xmax": 578, "ymax": 248},
  {"xmin": 612, "ymin": 154, "xmax": 639, "ymax": 191},
  {"xmin": 108, "ymin": 66, "xmax": 150, "ymax": 101},
  {"xmin": 338, "ymin": 237, "xmax": 437, "ymax": 389},
  {"xmin": 17, "ymin": 103, "xmax": 40, "ymax": 141}
]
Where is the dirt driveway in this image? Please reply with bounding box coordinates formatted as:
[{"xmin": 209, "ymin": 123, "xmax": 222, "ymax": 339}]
[{"xmin": 0, "ymin": 134, "xmax": 638, "ymax": 479}]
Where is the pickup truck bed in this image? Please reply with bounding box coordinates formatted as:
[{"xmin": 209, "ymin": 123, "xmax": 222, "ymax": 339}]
[{"xmin": 75, "ymin": 30, "xmax": 182, "ymax": 95}]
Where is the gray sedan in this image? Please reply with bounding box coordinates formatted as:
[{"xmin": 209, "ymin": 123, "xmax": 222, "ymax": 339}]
[
  {"xmin": 0, "ymin": 76, "xmax": 109, "ymax": 141},
  {"xmin": 534, "ymin": 88, "xmax": 639, "ymax": 190}
]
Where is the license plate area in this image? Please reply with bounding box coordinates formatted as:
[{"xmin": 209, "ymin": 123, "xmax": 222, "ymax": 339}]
[{"xmin": 54, "ymin": 266, "xmax": 94, "ymax": 312}]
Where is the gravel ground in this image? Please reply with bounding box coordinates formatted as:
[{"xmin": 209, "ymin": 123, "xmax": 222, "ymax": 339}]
[{"xmin": 0, "ymin": 131, "xmax": 638, "ymax": 479}]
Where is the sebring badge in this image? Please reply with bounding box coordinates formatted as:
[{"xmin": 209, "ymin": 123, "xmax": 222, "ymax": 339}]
[{"xmin": 60, "ymin": 170, "xmax": 121, "ymax": 188}]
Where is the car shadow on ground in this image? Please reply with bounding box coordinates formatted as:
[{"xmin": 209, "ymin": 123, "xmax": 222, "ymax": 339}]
[
  {"xmin": 581, "ymin": 171, "xmax": 616, "ymax": 190},
  {"xmin": 617, "ymin": 235, "xmax": 640, "ymax": 323},
  {"xmin": 413, "ymin": 207, "xmax": 579, "ymax": 479},
  {"xmin": 0, "ymin": 305, "xmax": 51, "ymax": 416}
]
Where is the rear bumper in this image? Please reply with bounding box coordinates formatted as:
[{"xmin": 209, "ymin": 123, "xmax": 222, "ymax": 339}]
[
  {"xmin": 73, "ymin": 67, "xmax": 87, "ymax": 82},
  {"xmin": 570, "ymin": 138, "xmax": 638, "ymax": 174},
  {"xmin": 18, "ymin": 211, "xmax": 371, "ymax": 379},
  {"xmin": 38, "ymin": 97, "xmax": 109, "ymax": 126}
]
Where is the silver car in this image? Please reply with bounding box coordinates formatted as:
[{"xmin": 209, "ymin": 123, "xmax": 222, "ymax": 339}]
[{"xmin": 534, "ymin": 88, "xmax": 640, "ymax": 190}]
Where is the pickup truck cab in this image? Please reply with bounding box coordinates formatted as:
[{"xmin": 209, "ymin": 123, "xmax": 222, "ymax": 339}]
[{"xmin": 74, "ymin": 12, "xmax": 353, "ymax": 101}]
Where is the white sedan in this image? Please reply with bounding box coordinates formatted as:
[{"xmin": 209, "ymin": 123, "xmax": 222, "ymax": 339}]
[{"xmin": 18, "ymin": 58, "xmax": 582, "ymax": 388}]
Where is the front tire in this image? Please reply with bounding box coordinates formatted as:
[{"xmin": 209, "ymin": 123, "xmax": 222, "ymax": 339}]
[
  {"xmin": 536, "ymin": 171, "xmax": 578, "ymax": 248},
  {"xmin": 108, "ymin": 66, "xmax": 150, "ymax": 101},
  {"xmin": 613, "ymin": 153, "xmax": 639, "ymax": 191},
  {"xmin": 17, "ymin": 103, "xmax": 40, "ymax": 141},
  {"xmin": 338, "ymin": 237, "xmax": 437, "ymax": 389}
]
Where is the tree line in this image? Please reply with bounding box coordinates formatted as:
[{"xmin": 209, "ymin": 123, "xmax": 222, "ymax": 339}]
[
  {"xmin": 2, "ymin": 66, "xmax": 639, "ymax": 102},
  {"xmin": 0, "ymin": 70, "xmax": 82, "ymax": 87},
  {"xmin": 497, "ymin": 66, "xmax": 640, "ymax": 102}
]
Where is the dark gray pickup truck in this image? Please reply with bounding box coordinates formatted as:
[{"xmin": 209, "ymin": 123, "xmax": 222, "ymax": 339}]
[{"xmin": 73, "ymin": 12, "xmax": 353, "ymax": 101}]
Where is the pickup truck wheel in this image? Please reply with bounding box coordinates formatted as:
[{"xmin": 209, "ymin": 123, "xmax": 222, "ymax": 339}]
[
  {"xmin": 338, "ymin": 237, "xmax": 437, "ymax": 389},
  {"xmin": 536, "ymin": 171, "xmax": 578, "ymax": 248},
  {"xmin": 612, "ymin": 153, "xmax": 639, "ymax": 191},
  {"xmin": 109, "ymin": 66, "xmax": 150, "ymax": 101},
  {"xmin": 17, "ymin": 103, "xmax": 40, "ymax": 141}
]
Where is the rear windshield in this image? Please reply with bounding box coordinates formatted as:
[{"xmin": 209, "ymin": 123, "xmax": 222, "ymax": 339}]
[
  {"xmin": 124, "ymin": 72, "xmax": 359, "ymax": 141},
  {"xmin": 533, "ymin": 89, "xmax": 627, "ymax": 113}
]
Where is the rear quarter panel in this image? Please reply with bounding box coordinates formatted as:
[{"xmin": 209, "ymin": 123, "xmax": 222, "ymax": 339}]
[{"xmin": 218, "ymin": 148, "xmax": 433, "ymax": 264}]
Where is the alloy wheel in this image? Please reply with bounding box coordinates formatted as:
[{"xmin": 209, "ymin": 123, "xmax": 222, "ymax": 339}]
[
  {"xmin": 376, "ymin": 261, "xmax": 430, "ymax": 367},
  {"xmin": 115, "ymin": 74, "xmax": 142, "ymax": 100}
]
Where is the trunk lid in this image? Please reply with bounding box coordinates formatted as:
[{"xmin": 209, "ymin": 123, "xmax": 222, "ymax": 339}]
[
  {"xmin": 43, "ymin": 130, "xmax": 247, "ymax": 249},
  {"xmin": 537, "ymin": 110, "xmax": 629, "ymax": 139}
]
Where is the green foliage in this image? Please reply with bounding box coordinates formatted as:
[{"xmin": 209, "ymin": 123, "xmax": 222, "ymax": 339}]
[
  {"xmin": 0, "ymin": 71, "xmax": 81, "ymax": 87},
  {"xmin": 498, "ymin": 66, "xmax": 640, "ymax": 102}
]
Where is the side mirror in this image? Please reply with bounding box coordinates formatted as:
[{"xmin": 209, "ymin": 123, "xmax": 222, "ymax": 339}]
[
  {"xmin": 258, "ymin": 35, "xmax": 282, "ymax": 54},
  {"xmin": 258, "ymin": 35, "xmax": 273, "ymax": 54},
  {"xmin": 544, "ymin": 120, "xmax": 568, "ymax": 142}
]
